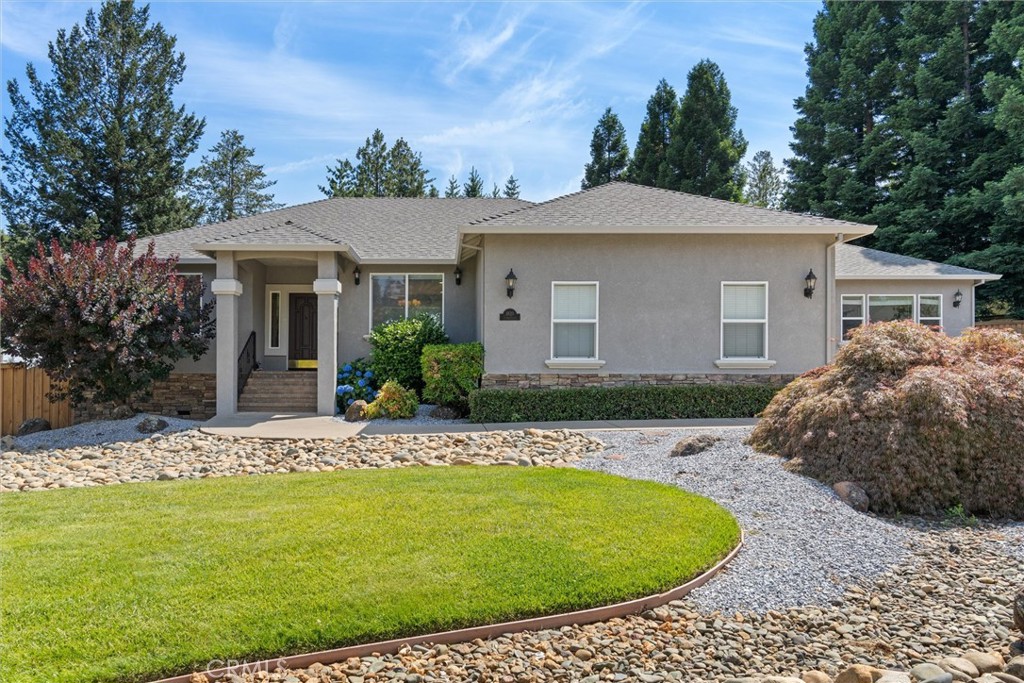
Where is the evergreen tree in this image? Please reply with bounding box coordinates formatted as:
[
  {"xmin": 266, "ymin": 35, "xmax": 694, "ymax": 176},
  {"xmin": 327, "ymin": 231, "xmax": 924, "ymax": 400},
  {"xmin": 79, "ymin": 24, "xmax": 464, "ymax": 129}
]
[
  {"xmin": 666, "ymin": 60, "xmax": 747, "ymax": 200},
  {"xmin": 463, "ymin": 167, "xmax": 484, "ymax": 197},
  {"xmin": 386, "ymin": 137, "xmax": 434, "ymax": 197},
  {"xmin": 628, "ymin": 79, "xmax": 678, "ymax": 187},
  {"xmin": 491, "ymin": 183, "xmax": 501, "ymax": 198},
  {"xmin": 355, "ymin": 129, "xmax": 389, "ymax": 197},
  {"xmin": 320, "ymin": 130, "xmax": 433, "ymax": 198},
  {"xmin": 192, "ymin": 130, "xmax": 282, "ymax": 223},
  {"xmin": 319, "ymin": 159, "xmax": 358, "ymax": 197},
  {"xmin": 743, "ymin": 150, "xmax": 785, "ymax": 209},
  {"xmin": 1, "ymin": 0, "xmax": 204, "ymax": 266},
  {"xmin": 582, "ymin": 107, "xmax": 630, "ymax": 189},
  {"xmin": 427, "ymin": 184, "xmax": 440, "ymax": 198},
  {"xmin": 444, "ymin": 175, "xmax": 461, "ymax": 198},
  {"xmin": 503, "ymin": 174, "xmax": 521, "ymax": 199},
  {"xmin": 784, "ymin": 2, "xmax": 904, "ymax": 221}
]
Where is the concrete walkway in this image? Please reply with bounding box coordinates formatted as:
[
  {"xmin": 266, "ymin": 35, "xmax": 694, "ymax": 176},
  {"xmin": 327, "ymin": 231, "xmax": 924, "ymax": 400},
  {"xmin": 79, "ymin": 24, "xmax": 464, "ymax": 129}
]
[{"xmin": 201, "ymin": 413, "xmax": 757, "ymax": 440}]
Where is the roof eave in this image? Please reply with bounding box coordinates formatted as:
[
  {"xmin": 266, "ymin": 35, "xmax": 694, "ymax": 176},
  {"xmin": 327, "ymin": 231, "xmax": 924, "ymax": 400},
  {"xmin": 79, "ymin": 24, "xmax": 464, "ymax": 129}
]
[
  {"xmin": 460, "ymin": 224, "xmax": 875, "ymax": 237},
  {"xmin": 836, "ymin": 273, "xmax": 1002, "ymax": 281},
  {"xmin": 193, "ymin": 242, "xmax": 352, "ymax": 255}
]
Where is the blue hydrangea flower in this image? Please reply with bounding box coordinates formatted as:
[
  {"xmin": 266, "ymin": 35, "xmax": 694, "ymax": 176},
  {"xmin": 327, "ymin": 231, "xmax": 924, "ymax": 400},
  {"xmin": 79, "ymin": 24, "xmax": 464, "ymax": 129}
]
[
  {"xmin": 343, "ymin": 364, "xmax": 353, "ymax": 372},
  {"xmin": 347, "ymin": 398, "xmax": 354, "ymax": 405},
  {"xmin": 355, "ymin": 370, "xmax": 363, "ymax": 377},
  {"xmin": 364, "ymin": 370, "xmax": 373, "ymax": 378},
  {"xmin": 357, "ymin": 379, "xmax": 366, "ymax": 387}
]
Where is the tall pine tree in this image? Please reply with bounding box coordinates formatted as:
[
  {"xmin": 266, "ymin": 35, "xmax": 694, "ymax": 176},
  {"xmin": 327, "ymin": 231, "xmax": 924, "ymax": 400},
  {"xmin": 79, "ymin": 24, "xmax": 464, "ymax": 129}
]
[
  {"xmin": 463, "ymin": 167, "xmax": 484, "ymax": 197},
  {"xmin": 320, "ymin": 130, "xmax": 432, "ymax": 198},
  {"xmin": 503, "ymin": 174, "xmax": 521, "ymax": 199},
  {"xmin": 444, "ymin": 175, "xmax": 461, "ymax": 198},
  {"xmin": 582, "ymin": 107, "xmax": 630, "ymax": 189},
  {"xmin": 743, "ymin": 150, "xmax": 785, "ymax": 209},
  {"xmin": 666, "ymin": 60, "xmax": 747, "ymax": 200},
  {"xmin": 1, "ymin": 0, "xmax": 204, "ymax": 265},
  {"xmin": 628, "ymin": 79, "xmax": 677, "ymax": 187},
  {"xmin": 192, "ymin": 130, "xmax": 282, "ymax": 223}
]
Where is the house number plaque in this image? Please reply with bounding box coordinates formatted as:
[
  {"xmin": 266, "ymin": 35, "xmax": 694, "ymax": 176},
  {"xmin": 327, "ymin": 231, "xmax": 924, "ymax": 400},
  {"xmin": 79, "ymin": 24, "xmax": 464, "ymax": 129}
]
[{"xmin": 499, "ymin": 308, "xmax": 521, "ymax": 321}]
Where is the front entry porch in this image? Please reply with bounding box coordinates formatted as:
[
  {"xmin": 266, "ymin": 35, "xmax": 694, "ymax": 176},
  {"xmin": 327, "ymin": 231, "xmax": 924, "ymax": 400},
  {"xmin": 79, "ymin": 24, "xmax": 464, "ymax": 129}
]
[{"xmin": 210, "ymin": 250, "xmax": 343, "ymax": 417}]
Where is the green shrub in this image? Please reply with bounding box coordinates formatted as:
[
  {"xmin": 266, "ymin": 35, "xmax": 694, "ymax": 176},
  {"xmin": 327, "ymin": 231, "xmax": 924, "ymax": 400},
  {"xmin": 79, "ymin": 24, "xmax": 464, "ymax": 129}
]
[
  {"xmin": 748, "ymin": 321, "xmax": 1024, "ymax": 519},
  {"xmin": 421, "ymin": 342, "xmax": 484, "ymax": 415},
  {"xmin": 469, "ymin": 384, "xmax": 781, "ymax": 423},
  {"xmin": 336, "ymin": 357, "xmax": 378, "ymax": 411},
  {"xmin": 369, "ymin": 314, "xmax": 448, "ymax": 392},
  {"xmin": 365, "ymin": 380, "xmax": 419, "ymax": 419}
]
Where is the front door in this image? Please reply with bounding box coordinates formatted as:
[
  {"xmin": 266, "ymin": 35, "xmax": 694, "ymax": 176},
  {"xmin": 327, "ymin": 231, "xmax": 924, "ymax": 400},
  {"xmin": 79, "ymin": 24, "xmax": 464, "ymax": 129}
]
[{"xmin": 289, "ymin": 294, "xmax": 318, "ymax": 369}]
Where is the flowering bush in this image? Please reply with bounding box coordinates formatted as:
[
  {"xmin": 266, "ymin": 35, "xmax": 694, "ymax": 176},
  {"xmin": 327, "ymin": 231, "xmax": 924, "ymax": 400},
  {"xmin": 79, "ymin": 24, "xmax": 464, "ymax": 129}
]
[
  {"xmin": 364, "ymin": 380, "xmax": 418, "ymax": 419},
  {"xmin": 0, "ymin": 237, "xmax": 213, "ymax": 406},
  {"xmin": 748, "ymin": 321, "xmax": 1024, "ymax": 518},
  {"xmin": 336, "ymin": 358, "xmax": 378, "ymax": 410}
]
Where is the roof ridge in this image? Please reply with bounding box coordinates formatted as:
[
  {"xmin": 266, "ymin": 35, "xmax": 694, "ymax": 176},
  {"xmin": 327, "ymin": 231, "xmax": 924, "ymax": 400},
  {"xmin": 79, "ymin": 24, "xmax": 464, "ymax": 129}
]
[{"xmin": 467, "ymin": 180, "xmax": 871, "ymax": 228}]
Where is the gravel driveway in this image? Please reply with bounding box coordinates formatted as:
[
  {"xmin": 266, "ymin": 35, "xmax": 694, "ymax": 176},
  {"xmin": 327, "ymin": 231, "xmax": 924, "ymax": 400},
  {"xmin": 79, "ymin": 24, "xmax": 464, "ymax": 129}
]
[{"xmin": 577, "ymin": 427, "xmax": 914, "ymax": 613}]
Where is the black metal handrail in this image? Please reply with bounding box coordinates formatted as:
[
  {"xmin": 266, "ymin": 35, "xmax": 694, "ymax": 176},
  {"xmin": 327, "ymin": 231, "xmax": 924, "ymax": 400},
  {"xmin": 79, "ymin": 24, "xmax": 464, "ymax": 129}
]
[{"xmin": 237, "ymin": 331, "xmax": 257, "ymax": 398}]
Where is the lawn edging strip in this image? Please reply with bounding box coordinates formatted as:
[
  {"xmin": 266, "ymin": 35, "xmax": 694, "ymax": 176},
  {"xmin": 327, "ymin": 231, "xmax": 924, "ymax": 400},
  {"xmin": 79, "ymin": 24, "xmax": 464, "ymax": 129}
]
[{"xmin": 150, "ymin": 532, "xmax": 744, "ymax": 683}]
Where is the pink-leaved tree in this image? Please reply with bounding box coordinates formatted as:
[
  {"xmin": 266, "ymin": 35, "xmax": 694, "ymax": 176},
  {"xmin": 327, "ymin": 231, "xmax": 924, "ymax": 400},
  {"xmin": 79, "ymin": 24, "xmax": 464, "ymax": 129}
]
[{"xmin": 1, "ymin": 237, "xmax": 213, "ymax": 407}]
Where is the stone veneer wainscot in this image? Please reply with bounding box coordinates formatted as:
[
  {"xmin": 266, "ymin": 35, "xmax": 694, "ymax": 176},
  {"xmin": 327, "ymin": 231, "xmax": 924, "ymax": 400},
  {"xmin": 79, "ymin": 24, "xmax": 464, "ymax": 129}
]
[{"xmin": 74, "ymin": 373, "xmax": 217, "ymax": 423}]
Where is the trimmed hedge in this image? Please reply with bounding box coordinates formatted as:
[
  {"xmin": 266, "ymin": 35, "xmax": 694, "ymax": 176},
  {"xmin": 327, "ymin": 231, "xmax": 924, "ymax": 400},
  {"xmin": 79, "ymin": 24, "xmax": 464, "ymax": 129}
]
[
  {"xmin": 421, "ymin": 342, "xmax": 484, "ymax": 415},
  {"xmin": 469, "ymin": 384, "xmax": 782, "ymax": 423}
]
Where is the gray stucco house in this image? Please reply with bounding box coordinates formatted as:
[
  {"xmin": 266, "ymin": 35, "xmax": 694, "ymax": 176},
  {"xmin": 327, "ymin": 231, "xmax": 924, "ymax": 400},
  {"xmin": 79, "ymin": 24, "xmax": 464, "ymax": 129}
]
[{"xmin": 138, "ymin": 181, "xmax": 1001, "ymax": 419}]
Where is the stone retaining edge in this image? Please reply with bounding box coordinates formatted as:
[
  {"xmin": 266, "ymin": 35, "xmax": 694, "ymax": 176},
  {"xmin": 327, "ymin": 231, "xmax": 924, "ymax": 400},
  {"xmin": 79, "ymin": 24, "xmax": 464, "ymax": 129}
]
[{"xmin": 149, "ymin": 532, "xmax": 744, "ymax": 683}]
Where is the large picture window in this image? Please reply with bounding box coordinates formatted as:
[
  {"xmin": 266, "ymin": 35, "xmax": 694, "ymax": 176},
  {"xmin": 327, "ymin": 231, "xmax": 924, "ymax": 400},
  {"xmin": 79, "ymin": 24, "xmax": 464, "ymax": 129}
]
[
  {"xmin": 551, "ymin": 282, "xmax": 598, "ymax": 359},
  {"xmin": 721, "ymin": 283, "xmax": 767, "ymax": 359},
  {"xmin": 370, "ymin": 273, "xmax": 443, "ymax": 330},
  {"xmin": 868, "ymin": 295, "xmax": 914, "ymax": 323}
]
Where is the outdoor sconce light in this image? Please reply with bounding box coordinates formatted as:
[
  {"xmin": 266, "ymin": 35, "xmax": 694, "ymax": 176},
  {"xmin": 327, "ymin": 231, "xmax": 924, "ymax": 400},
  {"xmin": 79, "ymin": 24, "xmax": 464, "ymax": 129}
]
[
  {"xmin": 454, "ymin": 267, "xmax": 463, "ymax": 286},
  {"xmin": 505, "ymin": 268, "xmax": 518, "ymax": 298},
  {"xmin": 353, "ymin": 266, "xmax": 361, "ymax": 286},
  {"xmin": 804, "ymin": 269, "xmax": 818, "ymax": 299},
  {"xmin": 953, "ymin": 289, "xmax": 963, "ymax": 308}
]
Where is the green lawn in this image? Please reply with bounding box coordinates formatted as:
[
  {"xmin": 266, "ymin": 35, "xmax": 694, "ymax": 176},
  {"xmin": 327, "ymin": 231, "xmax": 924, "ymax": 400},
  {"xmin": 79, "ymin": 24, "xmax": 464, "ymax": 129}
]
[{"xmin": 1, "ymin": 466, "xmax": 739, "ymax": 683}]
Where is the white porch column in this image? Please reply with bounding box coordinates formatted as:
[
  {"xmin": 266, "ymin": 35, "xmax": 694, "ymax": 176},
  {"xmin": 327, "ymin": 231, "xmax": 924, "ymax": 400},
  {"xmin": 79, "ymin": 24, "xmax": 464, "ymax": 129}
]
[
  {"xmin": 314, "ymin": 252, "xmax": 342, "ymax": 416},
  {"xmin": 211, "ymin": 251, "xmax": 242, "ymax": 416}
]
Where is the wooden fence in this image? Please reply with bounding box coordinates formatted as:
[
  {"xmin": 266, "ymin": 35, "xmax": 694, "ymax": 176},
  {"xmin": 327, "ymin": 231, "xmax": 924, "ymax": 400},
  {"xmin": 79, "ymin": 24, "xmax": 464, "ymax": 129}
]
[
  {"xmin": 0, "ymin": 363, "xmax": 73, "ymax": 436},
  {"xmin": 976, "ymin": 319, "xmax": 1024, "ymax": 334}
]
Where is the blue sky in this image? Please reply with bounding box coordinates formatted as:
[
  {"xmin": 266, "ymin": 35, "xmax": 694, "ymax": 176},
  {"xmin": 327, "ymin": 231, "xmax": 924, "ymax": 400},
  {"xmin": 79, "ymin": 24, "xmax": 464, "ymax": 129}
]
[{"xmin": 1, "ymin": 1, "xmax": 821, "ymax": 207}]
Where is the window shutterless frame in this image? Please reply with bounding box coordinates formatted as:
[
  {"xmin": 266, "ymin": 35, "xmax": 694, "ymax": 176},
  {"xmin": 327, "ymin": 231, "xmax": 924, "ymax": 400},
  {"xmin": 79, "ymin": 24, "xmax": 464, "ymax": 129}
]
[
  {"xmin": 866, "ymin": 294, "xmax": 916, "ymax": 324},
  {"xmin": 917, "ymin": 294, "xmax": 943, "ymax": 329},
  {"xmin": 550, "ymin": 281, "xmax": 599, "ymax": 361},
  {"xmin": 368, "ymin": 273, "xmax": 445, "ymax": 333},
  {"xmin": 268, "ymin": 290, "xmax": 282, "ymax": 349},
  {"xmin": 720, "ymin": 281, "xmax": 768, "ymax": 360},
  {"xmin": 840, "ymin": 294, "xmax": 865, "ymax": 341}
]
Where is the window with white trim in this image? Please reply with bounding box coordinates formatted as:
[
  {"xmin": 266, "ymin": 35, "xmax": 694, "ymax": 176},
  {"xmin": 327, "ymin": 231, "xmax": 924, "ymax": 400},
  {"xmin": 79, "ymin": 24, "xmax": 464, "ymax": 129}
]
[
  {"xmin": 369, "ymin": 273, "xmax": 443, "ymax": 331},
  {"xmin": 721, "ymin": 283, "xmax": 767, "ymax": 359},
  {"xmin": 918, "ymin": 294, "xmax": 942, "ymax": 328},
  {"xmin": 868, "ymin": 295, "xmax": 914, "ymax": 323},
  {"xmin": 841, "ymin": 295, "xmax": 865, "ymax": 340},
  {"xmin": 551, "ymin": 282, "xmax": 598, "ymax": 359},
  {"xmin": 180, "ymin": 273, "xmax": 204, "ymax": 314}
]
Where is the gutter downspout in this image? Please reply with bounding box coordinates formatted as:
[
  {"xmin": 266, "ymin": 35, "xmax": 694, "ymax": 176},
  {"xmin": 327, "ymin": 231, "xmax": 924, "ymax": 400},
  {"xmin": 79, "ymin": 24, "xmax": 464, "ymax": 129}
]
[
  {"xmin": 826, "ymin": 233, "xmax": 844, "ymax": 363},
  {"xmin": 972, "ymin": 280, "xmax": 982, "ymax": 327}
]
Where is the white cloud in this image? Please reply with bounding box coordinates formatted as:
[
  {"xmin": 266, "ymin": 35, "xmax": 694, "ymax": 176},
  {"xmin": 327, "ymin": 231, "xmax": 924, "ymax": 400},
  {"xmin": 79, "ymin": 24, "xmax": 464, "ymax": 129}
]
[
  {"xmin": 265, "ymin": 153, "xmax": 341, "ymax": 176},
  {"xmin": 0, "ymin": 1, "xmax": 95, "ymax": 61}
]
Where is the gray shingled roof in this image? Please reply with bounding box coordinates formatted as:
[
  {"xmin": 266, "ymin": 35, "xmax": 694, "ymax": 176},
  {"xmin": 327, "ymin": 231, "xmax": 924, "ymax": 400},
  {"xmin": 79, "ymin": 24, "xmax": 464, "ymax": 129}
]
[
  {"xmin": 836, "ymin": 244, "xmax": 1000, "ymax": 280},
  {"xmin": 139, "ymin": 196, "xmax": 533, "ymax": 263},
  {"xmin": 463, "ymin": 181, "xmax": 874, "ymax": 232}
]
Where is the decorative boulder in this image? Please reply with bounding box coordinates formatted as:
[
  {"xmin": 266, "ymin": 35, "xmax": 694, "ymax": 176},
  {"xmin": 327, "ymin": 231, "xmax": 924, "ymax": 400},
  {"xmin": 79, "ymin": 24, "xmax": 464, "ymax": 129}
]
[
  {"xmin": 833, "ymin": 481, "xmax": 870, "ymax": 512},
  {"xmin": 344, "ymin": 400, "xmax": 368, "ymax": 422},
  {"xmin": 111, "ymin": 405, "xmax": 135, "ymax": 420},
  {"xmin": 429, "ymin": 405, "xmax": 462, "ymax": 420},
  {"xmin": 16, "ymin": 417, "xmax": 50, "ymax": 436},
  {"xmin": 136, "ymin": 416, "xmax": 168, "ymax": 433},
  {"xmin": 670, "ymin": 434, "xmax": 720, "ymax": 457}
]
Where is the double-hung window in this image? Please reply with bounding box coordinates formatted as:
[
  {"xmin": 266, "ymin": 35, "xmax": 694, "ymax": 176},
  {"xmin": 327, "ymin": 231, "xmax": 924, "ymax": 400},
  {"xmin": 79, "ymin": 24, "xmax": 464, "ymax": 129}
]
[
  {"xmin": 551, "ymin": 282, "xmax": 599, "ymax": 361},
  {"xmin": 918, "ymin": 295, "xmax": 942, "ymax": 328},
  {"xmin": 369, "ymin": 273, "xmax": 443, "ymax": 331},
  {"xmin": 721, "ymin": 283, "xmax": 768, "ymax": 359},
  {"xmin": 841, "ymin": 295, "xmax": 865, "ymax": 340}
]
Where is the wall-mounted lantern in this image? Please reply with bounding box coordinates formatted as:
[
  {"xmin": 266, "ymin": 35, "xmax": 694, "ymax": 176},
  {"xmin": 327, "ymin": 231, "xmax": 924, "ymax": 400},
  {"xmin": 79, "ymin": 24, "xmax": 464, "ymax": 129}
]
[
  {"xmin": 803, "ymin": 269, "xmax": 817, "ymax": 299},
  {"xmin": 353, "ymin": 266, "xmax": 361, "ymax": 286},
  {"xmin": 454, "ymin": 267, "xmax": 463, "ymax": 286},
  {"xmin": 505, "ymin": 268, "xmax": 518, "ymax": 298},
  {"xmin": 953, "ymin": 289, "xmax": 963, "ymax": 308}
]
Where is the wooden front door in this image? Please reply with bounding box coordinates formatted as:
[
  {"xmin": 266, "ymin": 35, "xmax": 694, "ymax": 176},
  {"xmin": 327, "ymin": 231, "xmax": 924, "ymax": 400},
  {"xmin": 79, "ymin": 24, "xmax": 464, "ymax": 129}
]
[{"xmin": 289, "ymin": 294, "xmax": 318, "ymax": 369}]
